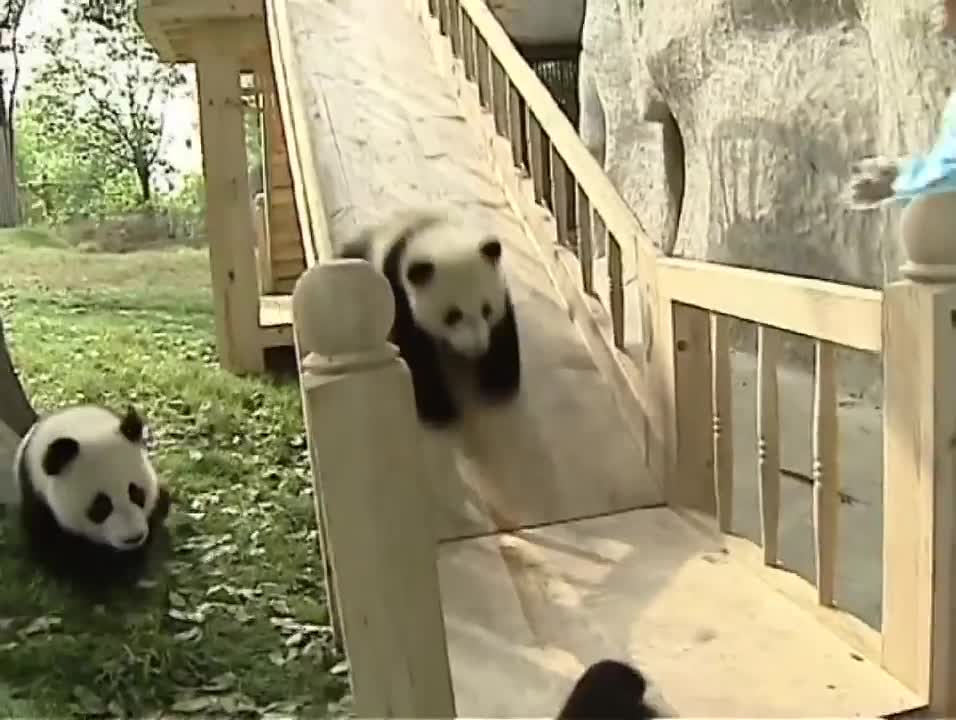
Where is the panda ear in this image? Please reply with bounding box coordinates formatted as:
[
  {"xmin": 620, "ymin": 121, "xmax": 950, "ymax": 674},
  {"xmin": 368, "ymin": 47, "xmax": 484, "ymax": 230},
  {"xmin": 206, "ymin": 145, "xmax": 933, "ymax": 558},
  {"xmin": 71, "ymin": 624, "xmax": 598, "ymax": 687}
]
[
  {"xmin": 479, "ymin": 237, "xmax": 502, "ymax": 264},
  {"xmin": 43, "ymin": 438, "xmax": 80, "ymax": 476},
  {"xmin": 119, "ymin": 406, "xmax": 145, "ymax": 443},
  {"xmin": 406, "ymin": 261, "xmax": 435, "ymax": 286}
]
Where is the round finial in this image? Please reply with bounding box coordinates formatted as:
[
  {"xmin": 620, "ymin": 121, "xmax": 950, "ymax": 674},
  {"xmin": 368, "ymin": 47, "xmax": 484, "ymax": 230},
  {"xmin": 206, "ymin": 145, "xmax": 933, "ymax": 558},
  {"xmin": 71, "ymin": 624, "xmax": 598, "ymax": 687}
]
[
  {"xmin": 292, "ymin": 259, "xmax": 395, "ymax": 360},
  {"xmin": 898, "ymin": 192, "xmax": 956, "ymax": 282}
]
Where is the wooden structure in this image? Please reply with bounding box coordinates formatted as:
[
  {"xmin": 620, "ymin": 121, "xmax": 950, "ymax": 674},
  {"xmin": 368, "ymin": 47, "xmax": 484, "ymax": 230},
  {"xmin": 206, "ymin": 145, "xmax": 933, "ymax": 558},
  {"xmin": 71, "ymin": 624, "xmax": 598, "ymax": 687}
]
[
  {"xmin": 144, "ymin": 0, "xmax": 956, "ymax": 716},
  {"xmin": 138, "ymin": 0, "xmax": 304, "ymax": 374}
]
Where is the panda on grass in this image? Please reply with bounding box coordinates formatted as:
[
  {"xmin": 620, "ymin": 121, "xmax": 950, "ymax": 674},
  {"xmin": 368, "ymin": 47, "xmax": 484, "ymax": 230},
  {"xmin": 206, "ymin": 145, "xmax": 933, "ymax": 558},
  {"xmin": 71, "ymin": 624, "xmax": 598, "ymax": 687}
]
[
  {"xmin": 13, "ymin": 404, "xmax": 171, "ymax": 589},
  {"xmin": 339, "ymin": 208, "xmax": 522, "ymax": 427}
]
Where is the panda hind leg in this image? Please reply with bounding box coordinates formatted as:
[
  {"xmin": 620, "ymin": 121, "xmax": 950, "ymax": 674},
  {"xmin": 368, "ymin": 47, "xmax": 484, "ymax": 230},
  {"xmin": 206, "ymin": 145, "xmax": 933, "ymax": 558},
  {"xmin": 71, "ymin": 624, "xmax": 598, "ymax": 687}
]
[
  {"xmin": 477, "ymin": 296, "xmax": 521, "ymax": 402},
  {"xmin": 397, "ymin": 326, "xmax": 460, "ymax": 427}
]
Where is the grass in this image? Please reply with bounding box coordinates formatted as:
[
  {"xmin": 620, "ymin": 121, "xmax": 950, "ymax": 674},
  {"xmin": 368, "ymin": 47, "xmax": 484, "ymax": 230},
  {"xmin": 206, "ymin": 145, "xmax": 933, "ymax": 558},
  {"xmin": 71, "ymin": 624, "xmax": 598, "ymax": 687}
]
[{"xmin": 0, "ymin": 227, "xmax": 350, "ymax": 718}]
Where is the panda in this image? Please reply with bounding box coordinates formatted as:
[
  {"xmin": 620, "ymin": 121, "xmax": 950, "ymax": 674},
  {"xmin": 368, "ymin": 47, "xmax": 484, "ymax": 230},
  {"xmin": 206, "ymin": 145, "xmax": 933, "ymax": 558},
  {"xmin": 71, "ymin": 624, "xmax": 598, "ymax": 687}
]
[
  {"xmin": 13, "ymin": 404, "xmax": 171, "ymax": 588},
  {"xmin": 339, "ymin": 208, "xmax": 522, "ymax": 426},
  {"xmin": 557, "ymin": 659, "xmax": 658, "ymax": 719}
]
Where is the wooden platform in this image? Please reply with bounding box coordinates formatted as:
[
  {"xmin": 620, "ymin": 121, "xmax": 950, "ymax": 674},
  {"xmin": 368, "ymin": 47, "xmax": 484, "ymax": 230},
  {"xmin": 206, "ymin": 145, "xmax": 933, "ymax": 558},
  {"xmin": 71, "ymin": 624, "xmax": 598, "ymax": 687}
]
[{"xmin": 438, "ymin": 506, "xmax": 922, "ymax": 718}]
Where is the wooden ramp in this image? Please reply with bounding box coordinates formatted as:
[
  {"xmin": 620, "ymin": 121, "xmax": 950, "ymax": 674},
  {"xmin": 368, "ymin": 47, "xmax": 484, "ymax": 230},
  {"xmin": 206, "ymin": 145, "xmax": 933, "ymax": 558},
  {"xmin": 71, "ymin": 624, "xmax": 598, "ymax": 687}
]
[{"xmin": 276, "ymin": 0, "xmax": 923, "ymax": 716}]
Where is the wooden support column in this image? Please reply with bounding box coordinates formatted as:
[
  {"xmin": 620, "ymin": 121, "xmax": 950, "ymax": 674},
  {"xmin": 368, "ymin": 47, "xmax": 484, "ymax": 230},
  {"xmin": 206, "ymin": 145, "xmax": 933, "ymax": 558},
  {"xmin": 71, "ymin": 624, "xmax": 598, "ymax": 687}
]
[
  {"xmin": 882, "ymin": 192, "xmax": 956, "ymax": 715},
  {"xmin": 194, "ymin": 46, "xmax": 263, "ymax": 375}
]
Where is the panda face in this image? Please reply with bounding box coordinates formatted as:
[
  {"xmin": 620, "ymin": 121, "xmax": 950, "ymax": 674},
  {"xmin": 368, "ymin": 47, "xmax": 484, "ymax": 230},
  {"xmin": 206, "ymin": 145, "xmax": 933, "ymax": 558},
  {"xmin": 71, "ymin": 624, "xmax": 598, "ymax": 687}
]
[
  {"xmin": 30, "ymin": 406, "xmax": 160, "ymax": 551},
  {"xmin": 402, "ymin": 234, "xmax": 508, "ymax": 359}
]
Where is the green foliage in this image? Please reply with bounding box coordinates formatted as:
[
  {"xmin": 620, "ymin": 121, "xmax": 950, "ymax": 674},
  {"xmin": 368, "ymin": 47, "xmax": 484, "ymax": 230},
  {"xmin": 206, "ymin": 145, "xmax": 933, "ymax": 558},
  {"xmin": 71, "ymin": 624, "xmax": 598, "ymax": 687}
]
[
  {"xmin": 25, "ymin": 0, "xmax": 185, "ymax": 207},
  {"xmin": 16, "ymin": 99, "xmax": 140, "ymax": 225},
  {"xmin": 156, "ymin": 172, "xmax": 206, "ymax": 243}
]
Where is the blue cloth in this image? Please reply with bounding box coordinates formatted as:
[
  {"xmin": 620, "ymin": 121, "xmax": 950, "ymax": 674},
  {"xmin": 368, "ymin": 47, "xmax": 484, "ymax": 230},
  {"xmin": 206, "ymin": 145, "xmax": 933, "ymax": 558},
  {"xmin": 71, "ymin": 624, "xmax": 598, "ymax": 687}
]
[{"xmin": 891, "ymin": 90, "xmax": 956, "ymax": 202}]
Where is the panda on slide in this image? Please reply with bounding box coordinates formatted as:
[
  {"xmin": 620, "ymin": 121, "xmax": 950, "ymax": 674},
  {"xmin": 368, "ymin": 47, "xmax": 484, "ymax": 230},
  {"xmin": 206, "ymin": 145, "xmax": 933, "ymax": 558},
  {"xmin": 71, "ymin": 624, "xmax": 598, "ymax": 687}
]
[
  {"xmin": 339, "ymin": 209, "xmax": 522, "ymax": 426},
  {"xmin": 13, "ymin": 404, "xmax": 171, "ymax": 587}
]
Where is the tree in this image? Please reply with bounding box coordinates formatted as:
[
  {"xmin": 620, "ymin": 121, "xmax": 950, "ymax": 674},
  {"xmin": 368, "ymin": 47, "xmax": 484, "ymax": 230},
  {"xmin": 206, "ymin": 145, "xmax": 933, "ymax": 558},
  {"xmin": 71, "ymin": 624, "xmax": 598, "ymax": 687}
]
[
  {"xmin": 16, "ymin": 97, "xmax": 140, "ymax": 224},
  {"xmin": 27, "ymin": 1, "xmax": 185, "ymax": 207},
  {"xmin": 0, "ymin": 0, "xmax": 29, "ymax": 226}
]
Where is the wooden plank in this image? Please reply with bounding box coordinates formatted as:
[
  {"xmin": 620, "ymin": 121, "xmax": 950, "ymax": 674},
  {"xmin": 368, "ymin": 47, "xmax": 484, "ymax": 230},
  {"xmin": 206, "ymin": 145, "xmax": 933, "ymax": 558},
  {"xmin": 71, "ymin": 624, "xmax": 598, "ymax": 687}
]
[
  {"xmin": 194, "ymin": 48, "xmax": 263, "ymax": 374},
  {"xmin": 757, "ymin": 325, "xmax": 781, "ymax": 565},
  {"xmin": 710, "ymin": 313, "xmax": 733, "ymax": 533},
  {"xmin": 437, "ymin": 507, "xmax": 923, "ymax": 718},
  {"xmin": 658, "ymin": 257, "xmax": 883, "ymax": 353},
  {"xmin": 813, "ymin": 340, "xmax": 839, "ymax": 607}
]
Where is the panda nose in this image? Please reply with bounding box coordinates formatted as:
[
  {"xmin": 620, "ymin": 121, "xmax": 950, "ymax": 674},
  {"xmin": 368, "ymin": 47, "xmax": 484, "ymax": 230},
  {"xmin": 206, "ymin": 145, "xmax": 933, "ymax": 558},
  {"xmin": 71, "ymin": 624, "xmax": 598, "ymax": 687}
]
[{"xmin": 122, "ymin": 532, "xmax": 146, "ymax": 547}]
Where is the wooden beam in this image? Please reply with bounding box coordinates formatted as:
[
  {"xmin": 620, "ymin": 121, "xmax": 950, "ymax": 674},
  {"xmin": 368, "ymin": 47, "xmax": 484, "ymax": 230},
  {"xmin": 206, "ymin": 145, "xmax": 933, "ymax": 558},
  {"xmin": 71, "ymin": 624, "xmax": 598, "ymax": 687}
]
[{"xmin": 194, "ymin": 47, "xmax": 264, "ymax": 374}]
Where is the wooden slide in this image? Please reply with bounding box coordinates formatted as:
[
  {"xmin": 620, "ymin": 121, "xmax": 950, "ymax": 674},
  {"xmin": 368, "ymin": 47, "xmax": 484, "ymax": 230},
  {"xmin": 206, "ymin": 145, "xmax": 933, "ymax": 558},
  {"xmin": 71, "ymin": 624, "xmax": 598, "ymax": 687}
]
[{"xmin": 269, "ymin": 0, "xmax": 924, "ymax": 716}]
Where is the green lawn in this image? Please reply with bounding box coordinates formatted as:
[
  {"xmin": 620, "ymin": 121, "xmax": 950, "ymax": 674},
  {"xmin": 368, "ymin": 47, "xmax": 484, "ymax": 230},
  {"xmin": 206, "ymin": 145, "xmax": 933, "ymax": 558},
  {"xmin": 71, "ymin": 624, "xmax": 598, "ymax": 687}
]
[{"xmin": 0, "ymin": 228, "xmax": 350, "ymax": 718}]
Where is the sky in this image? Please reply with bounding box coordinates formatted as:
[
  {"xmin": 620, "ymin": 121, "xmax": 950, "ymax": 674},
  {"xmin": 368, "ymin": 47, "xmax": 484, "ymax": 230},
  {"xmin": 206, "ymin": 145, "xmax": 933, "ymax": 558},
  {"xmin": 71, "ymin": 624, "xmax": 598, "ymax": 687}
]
[{"xmin": 16, "ymin": 0, "xmax": 204, "ymax": 186}]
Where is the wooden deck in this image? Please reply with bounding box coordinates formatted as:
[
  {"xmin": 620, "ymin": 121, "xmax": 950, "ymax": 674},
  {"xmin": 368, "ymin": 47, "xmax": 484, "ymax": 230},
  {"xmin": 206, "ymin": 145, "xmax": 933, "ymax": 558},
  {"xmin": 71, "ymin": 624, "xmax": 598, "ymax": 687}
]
[{"xmin": 439, "ymin": 507, "xmax": 921, "ymax": 718}]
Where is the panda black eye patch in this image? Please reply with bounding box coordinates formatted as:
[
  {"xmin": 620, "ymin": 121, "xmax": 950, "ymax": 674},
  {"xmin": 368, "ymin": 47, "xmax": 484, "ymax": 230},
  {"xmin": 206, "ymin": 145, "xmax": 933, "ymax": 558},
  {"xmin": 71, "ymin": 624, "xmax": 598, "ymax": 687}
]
[
  {"xmin": 444, "ymin": 307, "xmax": 463, "ymax": 326},
  {"xmin": 87, "ymin": 493, "xmax": 114, "ymax": 524},
  {"xmin": 482, "ymin": 302, "xmax": 492, "ymax": 319},
  {"xmin": 129, "ymin": 483, "xmax": 146, "ymax": 508}
]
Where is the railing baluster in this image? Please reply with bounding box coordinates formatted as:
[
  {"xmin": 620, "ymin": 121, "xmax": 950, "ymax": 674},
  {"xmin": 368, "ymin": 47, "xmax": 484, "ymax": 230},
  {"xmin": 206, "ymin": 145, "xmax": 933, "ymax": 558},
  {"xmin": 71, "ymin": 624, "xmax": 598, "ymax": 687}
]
[
  {"xmin": 461, "ymin": 13, "xmax": 474, "ymax": 81},
  {"xmin": 575, "ymin": 186, "xmax": 594, "ymax": 294},
  {"xmin": 508, "ymin": 81, "xmax": 523, "ymax": 170},
  {"xmin": 450, "ymin": 0, "xmax": 462, "ymax": 58},
  {"xmin": 710, "ymin": 313, "xmax": 734, "ymax": 533},
  {"xmin": 527, "ymin": 111, "xmax": 546, "ymax": 205},
  {"xmin": 551, "ymin": 146, "xmax": 570, "ymax": 249},
  {"xmin": 757, "ymin": 325, "xmax": 781, "ymax": 565},
  {"xmin": 608, "ymin": 235, "xmax": 624, "ymax": 348},
  {"xmin": 813, "ymin": 340, "xmax": 839, "ymax": 606},
  {"xmin": 438, "ymin": 0, "xmax": 449, "ymax": 35},
  {"xmin": 490, "ymin": 57, "xmax": 507, "ymax": 136},
  {"xmin": 476, "ymin": 35, "xmax": 490, "ymax": 109}
]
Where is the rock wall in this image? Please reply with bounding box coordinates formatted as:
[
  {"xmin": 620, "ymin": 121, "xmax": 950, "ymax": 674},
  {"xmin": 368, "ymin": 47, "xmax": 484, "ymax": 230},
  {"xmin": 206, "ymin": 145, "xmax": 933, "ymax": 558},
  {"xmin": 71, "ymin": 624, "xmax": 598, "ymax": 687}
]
[{"xmin": 580, "ymin": 0, "xmax": 956, "ymax": 288}]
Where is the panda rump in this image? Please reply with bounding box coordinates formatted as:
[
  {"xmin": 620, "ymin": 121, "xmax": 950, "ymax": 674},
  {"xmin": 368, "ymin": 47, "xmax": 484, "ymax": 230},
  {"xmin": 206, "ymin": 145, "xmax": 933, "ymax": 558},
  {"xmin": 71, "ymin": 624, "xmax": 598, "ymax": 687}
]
[
  {"xmin": 15, "ymin": 404, "xmax": 170, "ymax": 588},
  {"xmin": 339, "ymin": 209, "xmax": 522, "ymax": 426}
]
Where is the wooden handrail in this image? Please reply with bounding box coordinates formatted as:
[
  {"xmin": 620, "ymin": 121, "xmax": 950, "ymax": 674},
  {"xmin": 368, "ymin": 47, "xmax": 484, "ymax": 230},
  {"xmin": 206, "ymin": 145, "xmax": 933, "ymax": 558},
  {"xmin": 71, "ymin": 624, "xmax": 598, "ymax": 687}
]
[
  {"xmin": 658, "ymin": 257, "xmax": 883, "ymax": 353},
  {"xmin": 458, "ymin": 0, "xmax": 650, "ymax": 282}
]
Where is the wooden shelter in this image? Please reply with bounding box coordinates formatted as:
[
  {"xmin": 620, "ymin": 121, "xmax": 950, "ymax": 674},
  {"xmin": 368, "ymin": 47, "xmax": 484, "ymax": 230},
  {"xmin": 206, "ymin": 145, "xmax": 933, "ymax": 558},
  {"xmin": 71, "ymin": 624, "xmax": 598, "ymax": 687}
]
[{"xmin": 138, "ymin": 0, "xmax": 304, "ymax": 374}]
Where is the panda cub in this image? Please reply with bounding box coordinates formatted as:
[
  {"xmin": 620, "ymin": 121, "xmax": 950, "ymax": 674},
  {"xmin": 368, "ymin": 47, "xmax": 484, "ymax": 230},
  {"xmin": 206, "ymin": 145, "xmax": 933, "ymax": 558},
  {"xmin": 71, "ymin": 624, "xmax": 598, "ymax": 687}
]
[
  {"xmin": 557, "ymin": 659, "xmax": 658, "ymax": 719},
  {"xmin": 14, "ymin": 404, "xmax": 171, "ymax": 588},
  {"xmin": 340, "ymin": 209, "xmax": 522, "ymax": 426}
]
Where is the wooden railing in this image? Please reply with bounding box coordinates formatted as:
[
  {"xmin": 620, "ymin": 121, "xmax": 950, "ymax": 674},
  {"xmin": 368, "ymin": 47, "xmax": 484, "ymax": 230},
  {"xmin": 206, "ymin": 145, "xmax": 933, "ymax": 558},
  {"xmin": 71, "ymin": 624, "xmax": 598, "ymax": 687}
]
[
  {"xmin": 267, "ymin": 0, "xmax": 956, "ymax": 713},
  {"xmin": 412, "ymin": 0, "xmax": 956, "ymax": 714}
]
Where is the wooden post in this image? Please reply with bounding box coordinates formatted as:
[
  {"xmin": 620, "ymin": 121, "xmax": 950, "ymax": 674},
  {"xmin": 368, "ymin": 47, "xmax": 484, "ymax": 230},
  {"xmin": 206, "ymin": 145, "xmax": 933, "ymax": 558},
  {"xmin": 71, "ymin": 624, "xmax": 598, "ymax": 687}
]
[
  {"xmin": 664, "ymin": 301, "xmax": 716, "ymax": 517},
  {"xmin": 194, "ymin": 48, "xmax": 263, "ymax": 374},
  {"xmin": 292, "ymin": 260, "xmax": 456, "ymax": 718},
  {"xmin": 881, "ymin": 192, "xmax": 956, "ymax": 714}
]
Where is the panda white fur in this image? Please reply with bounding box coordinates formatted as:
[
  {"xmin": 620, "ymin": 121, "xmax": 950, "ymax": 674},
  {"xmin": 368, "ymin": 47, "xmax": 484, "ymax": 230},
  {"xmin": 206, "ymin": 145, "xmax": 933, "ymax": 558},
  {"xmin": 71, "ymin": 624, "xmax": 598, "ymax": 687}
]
[
  {"xmin": 14, "ymin": 404, "xmax": 170, "ymax": 587},
  {"xmin": 339, "ymin": 208, "xmax": 522, "ymax": 426},
  {"xmin": 557, "ymin": 659, "xmax": 657, "ymax": 719}
]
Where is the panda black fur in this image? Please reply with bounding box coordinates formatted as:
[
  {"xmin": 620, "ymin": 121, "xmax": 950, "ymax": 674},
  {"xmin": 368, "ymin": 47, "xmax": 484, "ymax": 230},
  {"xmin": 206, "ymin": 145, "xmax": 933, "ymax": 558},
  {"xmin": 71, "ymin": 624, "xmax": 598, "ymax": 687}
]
[
  {"xmin": 14, "ymin": 404, "xmax": 171, "ymax": 588},
  {"xmin": 557, "ymin": 659, "xmax": 657, "ymax": 720},
  {"xmin": 339, "ymin": 209, "xmax": 522, "ymax": 426}
]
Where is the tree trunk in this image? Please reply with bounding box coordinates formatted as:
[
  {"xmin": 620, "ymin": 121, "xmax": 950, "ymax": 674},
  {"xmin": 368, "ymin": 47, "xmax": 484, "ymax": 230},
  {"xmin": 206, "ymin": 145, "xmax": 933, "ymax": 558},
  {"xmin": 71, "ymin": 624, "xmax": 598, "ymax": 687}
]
[
  {"xmin": 0, "ymin": 121, "xmax": 20, "ymax": 227},
  {"xmin": 0, "ymin": 313, "xmax": 37, "ymax": 436}
]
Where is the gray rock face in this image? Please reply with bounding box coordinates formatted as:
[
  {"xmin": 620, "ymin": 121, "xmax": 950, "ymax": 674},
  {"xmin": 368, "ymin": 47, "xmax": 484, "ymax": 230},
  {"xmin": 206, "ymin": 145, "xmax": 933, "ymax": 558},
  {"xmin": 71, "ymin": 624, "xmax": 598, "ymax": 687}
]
[{"xmin": 580, "ymin": 0, "xmax": 956, "ymax": 287}]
